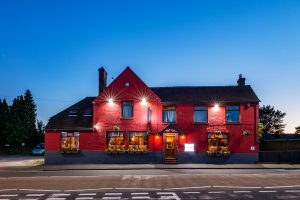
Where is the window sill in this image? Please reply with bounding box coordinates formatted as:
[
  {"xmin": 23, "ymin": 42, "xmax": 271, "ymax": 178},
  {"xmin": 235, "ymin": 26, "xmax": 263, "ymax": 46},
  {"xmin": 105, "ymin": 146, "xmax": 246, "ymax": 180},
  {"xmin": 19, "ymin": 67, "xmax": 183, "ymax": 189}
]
[
  {"xmin": 121, "ymin": 117, "xmax": 134, "ymax": 120},
  {"xmin": 193, "ymin": 122, "xmax": 208, "ymax": 125},
  {"xmin": 226, "ymin": 122, "xmax": 240, "ymax": 125},
  {"xmin": 162, "ymin": 122, "xmax": 176, "ymax": 124}
]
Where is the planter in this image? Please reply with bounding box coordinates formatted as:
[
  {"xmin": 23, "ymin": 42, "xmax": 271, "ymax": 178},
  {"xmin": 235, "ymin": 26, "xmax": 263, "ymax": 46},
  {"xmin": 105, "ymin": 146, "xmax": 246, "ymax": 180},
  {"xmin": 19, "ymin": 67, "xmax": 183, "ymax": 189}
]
[
  {"xmin": 207, "ymin": 151, "xmax": 216, "ymax": 156},
  {"xmin": 222, "ymin": 151, "xmax": 231, "ymax": 156},
  {"xmin": 216, "ymin": 151, "xmax": 223, "ymax": 157}
]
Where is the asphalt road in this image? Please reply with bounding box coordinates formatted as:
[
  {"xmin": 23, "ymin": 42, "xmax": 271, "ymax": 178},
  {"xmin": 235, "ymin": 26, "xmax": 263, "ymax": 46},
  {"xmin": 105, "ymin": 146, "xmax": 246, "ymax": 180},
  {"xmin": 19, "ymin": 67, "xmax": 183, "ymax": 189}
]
[{"xmin": 1, "ymin": 169, "xmax": 300, "ymax": 199}]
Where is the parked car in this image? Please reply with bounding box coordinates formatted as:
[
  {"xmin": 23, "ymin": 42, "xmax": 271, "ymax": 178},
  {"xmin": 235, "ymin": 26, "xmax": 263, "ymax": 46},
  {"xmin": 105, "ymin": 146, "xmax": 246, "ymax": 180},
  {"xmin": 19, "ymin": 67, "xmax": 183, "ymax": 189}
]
[{"xmin": 31, "ymin": 143, "xmax": 45, "ymax": 156}]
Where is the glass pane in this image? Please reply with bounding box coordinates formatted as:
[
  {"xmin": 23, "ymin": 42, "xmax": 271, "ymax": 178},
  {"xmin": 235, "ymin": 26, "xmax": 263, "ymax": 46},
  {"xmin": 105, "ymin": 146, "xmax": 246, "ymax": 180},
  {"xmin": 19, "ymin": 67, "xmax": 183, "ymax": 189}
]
[
  {"xmin": 122, "ymin": 101, "xmax": 133, "ymax": 118},
  {"xmin": 163, "ymin": 110, "xmax": 176, "ymax": 123},
  {"xmin": 129, "ymin": 132, "xmax": 148, "ymax": 150},
  {"xmin": 194, "ymin": 106, "xmax": 207, "ymax": 111},
  {"xmin": 226, "ymin": 111, "xmax": 240, "ymax": 122},
  {"xmin": 226, "ymin": 106, "xmax": 239, "ymax": 111},
  {"xmin": 194, "ymin": 111, "xmax": 207, "ymax": 122}
]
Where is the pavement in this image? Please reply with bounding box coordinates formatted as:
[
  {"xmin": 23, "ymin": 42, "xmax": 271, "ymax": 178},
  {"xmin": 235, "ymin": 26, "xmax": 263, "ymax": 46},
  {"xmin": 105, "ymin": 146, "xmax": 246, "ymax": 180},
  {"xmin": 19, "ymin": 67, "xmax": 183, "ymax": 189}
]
[{"xmin": 1, "ymin": 155, "xmax": 300, "ymax": 171}]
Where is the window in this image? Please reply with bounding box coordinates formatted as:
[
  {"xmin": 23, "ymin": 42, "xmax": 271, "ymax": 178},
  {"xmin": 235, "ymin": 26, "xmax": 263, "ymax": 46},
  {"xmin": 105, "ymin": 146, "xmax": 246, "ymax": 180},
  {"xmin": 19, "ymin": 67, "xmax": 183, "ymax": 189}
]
[
  {"xmin": 106, "ymin": 131, "xmax": 125, "ymax": 150},
  {"xmin": 60, "ymin": 132, "xmax": 80, "ymax": 153},
  {"xmin": 122, "ymin": 101, "xmax": 133, "ymax": 118},
  {"xmin": 226, "ymin": 105, "xmax": 240, "ymax": 123},
  {"xmin": 208, "ymin": 132, "xmax": 229, "ymax": 153},
  {"xmin": 163, "ymin": 106, "xmax": 176, "ymax": 123},
  {"xmin": 129, "ymin": 132, "xmax": 148, "ymax": 150},
  {"xmin": 68, "ymin": 108, "xmax": 79, "ymax": 116},
  {"xmin": 194, "ymin": 106, "xmax": 208, "ymax": 123},
  {"xmin": 83, "ymin": 108, "xmax": 93, "ymax": 116}
]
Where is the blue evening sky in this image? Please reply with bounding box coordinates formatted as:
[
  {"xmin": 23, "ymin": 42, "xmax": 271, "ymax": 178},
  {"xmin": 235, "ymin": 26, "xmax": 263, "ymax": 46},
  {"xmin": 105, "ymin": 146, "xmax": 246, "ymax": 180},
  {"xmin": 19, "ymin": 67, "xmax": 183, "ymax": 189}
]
[{"xmin": 0, "ymin": 0, "xmax": 299, "ymax": 132}]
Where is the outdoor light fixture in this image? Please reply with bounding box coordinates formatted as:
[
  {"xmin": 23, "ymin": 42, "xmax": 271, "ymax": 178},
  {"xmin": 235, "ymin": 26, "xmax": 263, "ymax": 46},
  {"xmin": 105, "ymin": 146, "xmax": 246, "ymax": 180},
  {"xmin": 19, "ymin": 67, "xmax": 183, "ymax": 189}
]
[
  {"xmin": 181, "ymin": 135, "xmax": 185, "ymax": 139},
  {"xmin": 155, "ymin": 135, "xmax": 159, "ymax": 139},
  {"xmin": 108, "ymin": 98, "xmax": 114, "ymax": 104},
  {"xmin": 141, "ymin": 97, "xmax": 147, "ymax": 105},
  {"xmin": 213, "ymin": 104, "xmax": 220, "ymax": 112}
]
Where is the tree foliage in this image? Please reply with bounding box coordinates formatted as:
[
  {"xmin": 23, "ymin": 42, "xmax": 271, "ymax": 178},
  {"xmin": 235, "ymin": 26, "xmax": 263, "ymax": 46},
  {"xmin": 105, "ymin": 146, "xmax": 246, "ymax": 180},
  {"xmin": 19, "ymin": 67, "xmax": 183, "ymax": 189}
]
[
  {"xmin": 259, "ymin": 105, "xmax": 286, "ymax": 134},
  {"xmin": 296, "ymin": 126, "xmax": 300, "ymax": 134}
]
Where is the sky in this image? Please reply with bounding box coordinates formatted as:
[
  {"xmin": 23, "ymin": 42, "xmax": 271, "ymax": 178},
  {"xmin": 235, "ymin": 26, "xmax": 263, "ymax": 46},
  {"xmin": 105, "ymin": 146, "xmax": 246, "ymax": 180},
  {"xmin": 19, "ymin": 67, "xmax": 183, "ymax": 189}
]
[{"xmin": 0, "ymin": 0, "xmax": 299, "ymax": 133}]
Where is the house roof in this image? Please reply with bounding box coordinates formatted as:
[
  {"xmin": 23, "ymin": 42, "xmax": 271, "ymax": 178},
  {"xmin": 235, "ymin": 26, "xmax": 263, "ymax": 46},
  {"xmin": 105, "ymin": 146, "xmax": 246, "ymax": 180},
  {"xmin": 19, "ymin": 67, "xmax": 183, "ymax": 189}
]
[
  {"xmin": 150, "ymin": 85, "xmax": 260, "ymax": 104},
  {"xmin": 45, "ymin": 97, "xmax": 95, "ymax": 131}
]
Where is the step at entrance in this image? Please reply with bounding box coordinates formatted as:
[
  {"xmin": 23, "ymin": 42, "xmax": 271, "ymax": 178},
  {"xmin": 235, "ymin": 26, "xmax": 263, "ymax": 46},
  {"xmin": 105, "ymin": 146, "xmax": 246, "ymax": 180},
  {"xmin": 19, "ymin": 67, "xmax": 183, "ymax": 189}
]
[{"xmin": 164, "ymin": 158, "xmax": 177, "ymax": 164}]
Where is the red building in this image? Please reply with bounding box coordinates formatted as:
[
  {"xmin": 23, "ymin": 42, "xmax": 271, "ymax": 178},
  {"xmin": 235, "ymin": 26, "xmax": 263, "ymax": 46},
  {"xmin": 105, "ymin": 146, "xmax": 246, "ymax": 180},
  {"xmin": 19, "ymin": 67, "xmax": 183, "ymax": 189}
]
[{"xmin": 45, "ymin": 67, "xmax": 260, "ymax": 164}]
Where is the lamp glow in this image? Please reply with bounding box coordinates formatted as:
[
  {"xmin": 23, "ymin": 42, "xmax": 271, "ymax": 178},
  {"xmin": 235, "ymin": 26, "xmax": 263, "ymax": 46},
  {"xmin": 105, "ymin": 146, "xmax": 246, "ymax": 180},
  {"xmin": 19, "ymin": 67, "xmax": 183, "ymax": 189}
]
[
  {"xmin": 108, "ymin": 98, "xmax": 114, "ymax": 104},
  {"xmin": 213, "ymin": 104, "xmax": 220, "ymax": 112},
  {"xmin": 181, "ymin": 135, "xmax": 185, "ymax": 139},
  {"xmin": 155, "ymin": 135, "xmax": 159, "ymax": 139},
  {"xmin": 141, "ymin": 97, "xmax": 147, "ymax": 105}
]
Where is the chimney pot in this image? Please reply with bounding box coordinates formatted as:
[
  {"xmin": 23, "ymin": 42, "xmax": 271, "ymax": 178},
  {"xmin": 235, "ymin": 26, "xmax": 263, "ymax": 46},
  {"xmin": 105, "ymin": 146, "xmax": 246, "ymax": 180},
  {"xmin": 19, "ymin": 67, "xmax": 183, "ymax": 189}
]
[
  {"xmin": 98, "ymin": 67, "xmax": 107, "ymax": 95},
  {"xmin": 237, "ymin": 74, "xmax": 246, "ymax": 86}
]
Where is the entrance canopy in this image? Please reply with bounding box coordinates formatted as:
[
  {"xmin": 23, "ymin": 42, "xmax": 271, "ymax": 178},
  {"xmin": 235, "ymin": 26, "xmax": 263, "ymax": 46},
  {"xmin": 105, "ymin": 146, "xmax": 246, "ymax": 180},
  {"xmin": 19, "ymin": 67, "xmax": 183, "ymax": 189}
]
[{"xmin": 159, "ymin": 124, "xmax": 183, "ymax": 135}]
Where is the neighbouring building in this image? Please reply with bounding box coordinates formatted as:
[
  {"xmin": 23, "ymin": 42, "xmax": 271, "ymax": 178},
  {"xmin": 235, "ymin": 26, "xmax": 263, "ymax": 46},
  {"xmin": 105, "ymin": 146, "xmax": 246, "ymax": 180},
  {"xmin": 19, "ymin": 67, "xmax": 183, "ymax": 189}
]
[{"xmin": 45, "ymin": 67, "xmax": 260, "ymax": 164}]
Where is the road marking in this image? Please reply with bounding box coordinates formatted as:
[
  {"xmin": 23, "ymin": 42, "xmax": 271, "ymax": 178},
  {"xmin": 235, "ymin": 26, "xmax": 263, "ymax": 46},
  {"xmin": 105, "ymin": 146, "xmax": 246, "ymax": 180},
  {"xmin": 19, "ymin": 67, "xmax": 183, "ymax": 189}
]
[
  {"xmin": 102, "ymin": 197, "xmax": 121, "ymax": 200},
  {"xmin": 259, "ymin": 191, "xmax": 278, "ymax": 193},
  {"xmin": 19, "ymin": 198, "xmax": 38, "ymax": 200},
  {"xmin": 20, "ymin": 189, "xmax": 60, "ymax": 192},
  {"xmin": 157, "ymin": 192, "xmax": 180, "ymax": 200},
  {"xmin": 65, "ymin": 188, "xmax": 113, "ymax": 192},
  {"xmin": 285, "ymin": 190, "xmax": 300, "ymax": 193},
  {"xmin": 131, "ymin": 193, "xmax": 149, "ymax": 195},
  {"xmin": 104, "ymin": 193, "xmax": 122, "ymax": 196},
  {"xmin": 0, "ymin": 199, "xmax": 10, "ymax": 200},
  {"xmin": 51, "ymin": 194, "xmax": 70, "ymax": 197},
  {"xmin": 213, "ymin": 186, "xmax": 261, "ymax": 189},
  {"xmin": 46, "ymin": 198, "xmax": 66, "ymax": 200},
  {"xmin": 183, "ymin": 192, "xmax": 201, "ymax": 194},
  {"xmin": 79, "ymin": 193, "xmax": 96, "ymax": 196},
  {"xmin": 165, "ymin": 186, "xmax": 210, "ymax": 190},
  {"xmin": 233, "ymin": 191, "xmax": 252, "ymax": 193},
  {"xmin": 0, "ymin": 194, "xmax": 18, "ymax": 197},
  {"xmin": 26, "ymin": 194, "xmax": 45, "ymax": 197},
  {"xmin": 115, "ymin": 188, "xmax": 161, "ymax": 191},
  {"xmin": 208, "ymin": 191, "xmax": 225, "ymax": 194},
  {"xmin": 131, "ymin": 197, "xmax": 150, "ymax": 199},
  {"xmin": 0, "ymin": 189, "xmax": 17, "ymax": 192},
  {"xmin": 265, "ymin": 185, "xmax": 300, "ymax": 189},
  {"xmin": 75, "ymin": 198, "xmax": 94, "ymax": 200}
]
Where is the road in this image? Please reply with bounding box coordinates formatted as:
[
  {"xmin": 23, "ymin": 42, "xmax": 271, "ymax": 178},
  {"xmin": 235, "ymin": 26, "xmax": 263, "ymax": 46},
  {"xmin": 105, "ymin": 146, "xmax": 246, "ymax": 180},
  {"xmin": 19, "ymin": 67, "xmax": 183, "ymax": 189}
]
[{"xmin": 1, "ymin": 169, "xmax": 300, "ymax": 199}]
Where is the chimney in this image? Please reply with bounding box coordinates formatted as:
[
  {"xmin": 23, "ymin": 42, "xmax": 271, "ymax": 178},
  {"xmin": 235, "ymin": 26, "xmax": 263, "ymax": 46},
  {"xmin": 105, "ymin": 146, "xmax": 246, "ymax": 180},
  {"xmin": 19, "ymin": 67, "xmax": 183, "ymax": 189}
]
[
  {"xmin": 98, "ymin": 67, "xmax": 107, "ymax": 95},
  {"xmin": 237, "ymin": 74, "xmax": 246, "ymax": 86}
]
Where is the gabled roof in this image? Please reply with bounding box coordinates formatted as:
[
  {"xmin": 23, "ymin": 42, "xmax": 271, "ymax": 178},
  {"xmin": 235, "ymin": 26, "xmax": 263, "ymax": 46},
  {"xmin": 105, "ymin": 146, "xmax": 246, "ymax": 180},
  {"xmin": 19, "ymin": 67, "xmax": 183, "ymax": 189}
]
[
  {"xmin": 46, "ymin": 97, "xmax": 95, "ymax": 131},
  {"xmin": 150, "ymin": 85, "xmax": 260, "ymax": 104}
]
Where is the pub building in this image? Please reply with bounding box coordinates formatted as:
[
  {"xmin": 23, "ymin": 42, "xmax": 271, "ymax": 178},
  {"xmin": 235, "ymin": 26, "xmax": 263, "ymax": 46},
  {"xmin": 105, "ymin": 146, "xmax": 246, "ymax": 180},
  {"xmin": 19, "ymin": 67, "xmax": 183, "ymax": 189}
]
[{"xmin": 45, "ymin": 67, "xmax": 260, "ymax": 164}]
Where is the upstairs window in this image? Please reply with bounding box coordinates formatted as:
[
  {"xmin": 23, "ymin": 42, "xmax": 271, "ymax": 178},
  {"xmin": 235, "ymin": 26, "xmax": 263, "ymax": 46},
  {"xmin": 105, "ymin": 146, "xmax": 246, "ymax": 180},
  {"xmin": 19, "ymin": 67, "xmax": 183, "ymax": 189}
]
[
  {"xmin": 83, "ymin": 108, "xmax": 93, "ymax": 116},
  {"xmin": 121, "ymin": 101, "xmax": 133, "ymax": 118},
  {"xmin": 163, "ymin": 106, "xmax": 176, "ymax": 123},
  {"xmin": 226, "ymin": 105, "xmax": 240, "ymax": 123},
  {"xmin": 194, "ymin": 106, "xmax": 208, "ymax": 123},
  {"xmin": 68, "ymin": 108, "xmax": 79, "ymax": 116}
]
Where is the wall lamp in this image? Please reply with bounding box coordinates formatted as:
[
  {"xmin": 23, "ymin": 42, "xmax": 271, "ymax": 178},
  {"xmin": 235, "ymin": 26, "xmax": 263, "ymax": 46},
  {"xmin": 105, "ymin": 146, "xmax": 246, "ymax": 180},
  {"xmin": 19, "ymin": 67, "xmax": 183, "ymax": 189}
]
[{"xmin": 213, "ymin": 104, "xmax": 220, "ymax": 112}]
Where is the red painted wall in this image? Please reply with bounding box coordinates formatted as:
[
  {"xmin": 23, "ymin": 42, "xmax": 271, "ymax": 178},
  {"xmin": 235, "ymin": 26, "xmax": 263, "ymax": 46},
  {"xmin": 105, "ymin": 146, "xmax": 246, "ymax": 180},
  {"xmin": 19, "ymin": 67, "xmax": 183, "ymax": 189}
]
[{"xmin": 46, "ymin": 67, "xmax": 259, "ymax": 154}]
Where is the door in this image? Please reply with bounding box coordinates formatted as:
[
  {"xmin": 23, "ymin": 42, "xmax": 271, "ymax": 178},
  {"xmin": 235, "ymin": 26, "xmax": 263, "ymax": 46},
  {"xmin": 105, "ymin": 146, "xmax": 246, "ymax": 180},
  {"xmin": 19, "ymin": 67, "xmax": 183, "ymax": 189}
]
[{"xmin": 165, "ymin": 134, "xmax": 176, "ymax": 159}]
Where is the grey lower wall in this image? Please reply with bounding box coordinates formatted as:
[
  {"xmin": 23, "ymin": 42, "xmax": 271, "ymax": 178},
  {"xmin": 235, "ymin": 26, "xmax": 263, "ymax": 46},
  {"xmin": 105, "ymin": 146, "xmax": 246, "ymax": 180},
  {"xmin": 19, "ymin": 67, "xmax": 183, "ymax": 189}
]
[
  {"xmin": 259, "ymin": 151, "xmax": 300, "ymax": 163},
  {"xmin": 45, "ymin": 151, "xmax": 258, "ymax": 164}
]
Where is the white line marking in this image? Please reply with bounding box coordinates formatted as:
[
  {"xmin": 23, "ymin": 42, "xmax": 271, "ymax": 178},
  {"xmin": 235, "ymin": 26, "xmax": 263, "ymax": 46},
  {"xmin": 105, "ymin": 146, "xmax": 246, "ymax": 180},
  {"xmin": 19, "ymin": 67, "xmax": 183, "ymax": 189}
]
[
  {"xmin": 104, "ymin": 193, "xmax": 122, "ymax": 196},
  {"xmin": 52, "ymin": 194, "xmax": 70, "ymax": 197},
  {"xmin": 183, "ymin": 192, "xmax": 201, "ymax": 194},
  {"xmin": 102, "ymin": 197, "xmax": 121, "ymax": 200},
  {"xmin": 20, "ymin": 189, "xmax": 61, "ymax": 192},
  {"xmin": 75, "ymin": 198, "xmax": 94, "ymax": 200},
  {"xmin": 26, "ymin": 194, "xmax": 45, "ymax": 197},
  {"xmin": 285, "ymin": 190, "xmax": 300, "ymax": 193},
  {"xmin": 46, "ymin": 198, "xmax": 66, "ymax": 200},
  {"xmin": 208, "ymin": 191, "xmax": 226, "ymax": 194},
  {"xmin": 157, "ymin": 192, "xmax": 180, "ymax": 200},
  {"xmin": 79, "ymin": 193, "xmax": 96, "ymax": 196},
  {"xmin": 115, "ymin": 188, "xmax": 161, "ymax": 191},
  {"xmin": 213, "ymin": 186, "xmax": 261, "ymax": 189},
  {"xmin": 131, "ymin": 193, "xmax": 149, "ymax": 195},
  {"xmin": 65, "ymin": 188, "xmax": 113, "ymax": 192},
  {"xmin": 259, "ymin": 191, "xmax": 277, "ymax": 193},
  {"xmin": 19, "ymin": 198, "xmax": 38, "ymax": 200},
  {"xmin": 265, "ymin": 185, "xmax": 300, "ymax": 189},
  {"xmin": 132, "ymin": 196, "xmax": 150, "ymax": 199},
  {"xmin": 0, "ymin": 199, "xmax": 10, "ymax": 200},
  {"xmin": 233, "ymin": 191, "xmax": 252, "ymax": 193},
  {"xmin": 0, "ymin": 189, "xmax": 17, "ymax": 192},
  {"xmin": 0, "ymin": 194, "xmax": 17, "ymax": 197},
  {"xmin": 165, "ymin": 186, "xmax": 210, "ymax": 190}
]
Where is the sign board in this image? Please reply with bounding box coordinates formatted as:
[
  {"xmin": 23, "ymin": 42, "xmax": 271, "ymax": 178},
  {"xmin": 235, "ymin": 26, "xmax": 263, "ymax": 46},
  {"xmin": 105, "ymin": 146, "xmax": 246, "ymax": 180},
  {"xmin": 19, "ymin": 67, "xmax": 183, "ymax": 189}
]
[
  {"xmin": 250, "ymin": 146, "xmax": 255, "ymax": 151},
  {"xmin": 184, "ymin": 143, "xmax": 195, "ymax": 152}
]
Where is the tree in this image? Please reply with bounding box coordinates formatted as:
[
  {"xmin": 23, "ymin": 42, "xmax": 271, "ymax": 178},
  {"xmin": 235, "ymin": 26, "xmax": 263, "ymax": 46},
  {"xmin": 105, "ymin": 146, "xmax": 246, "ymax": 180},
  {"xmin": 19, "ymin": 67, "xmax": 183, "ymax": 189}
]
[
  {"xmin": 259, "ymin": 105, "xmax": 286, "ymax": 134},
  {"xmin": 296, "ymin": 126, "xmax": 300, "ymax": 134},
  {"xmin": 24, "ymin": 90, "xmax": 37, "ymax": 144},
  {"xmin": 35, "ymin": 120, "xmax": 45, "ymax": 143},
  {"xmin": 0, "ymin": 99, "xmax": 9, "ymax": 146}
]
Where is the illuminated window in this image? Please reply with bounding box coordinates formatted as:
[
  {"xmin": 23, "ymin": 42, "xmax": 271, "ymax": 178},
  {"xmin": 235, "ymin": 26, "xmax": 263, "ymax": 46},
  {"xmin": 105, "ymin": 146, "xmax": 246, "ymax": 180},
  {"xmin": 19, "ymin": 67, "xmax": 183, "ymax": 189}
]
[
  {"xmin": 129, "ymin": 132, "xmax": 148, "ymax": 150},
  {"xmin": 194, "ymin": 106, "xmax": 208, "ymax": 123},
  {"xmin": 122, "ymin": 101, "xmax": 133, "ymax": 118},
  {"xmin": 106, "ymin": 131, "xmax": 125, "ymax": 150},
  {"xmin": 208, "ymin": 132, "xmax": 229, "ymax": 153},
  {"xmin": 226, "ymin": 105, "xmax": 240, "ymax": 123},
  {"xmin": 60, "ymin": 132, "xmax": 80, "ymax": 153},
  {"xmin": 163, "ymin": 106, "xmax": 176, "ymax": 123}
]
